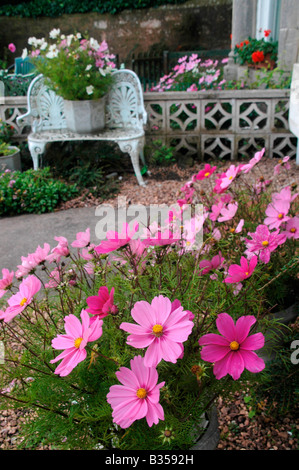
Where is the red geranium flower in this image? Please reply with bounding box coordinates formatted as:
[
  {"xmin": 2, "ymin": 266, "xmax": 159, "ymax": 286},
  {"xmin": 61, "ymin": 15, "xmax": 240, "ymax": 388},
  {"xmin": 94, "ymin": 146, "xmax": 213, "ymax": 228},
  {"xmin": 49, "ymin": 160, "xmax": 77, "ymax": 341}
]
[
  {"xmin": 251, "ymin": 50, "xmax": 265, "ymax": 63},
  {"xmin": 264, "ymin": 29, "xmax": 271, "ymax": 37}
]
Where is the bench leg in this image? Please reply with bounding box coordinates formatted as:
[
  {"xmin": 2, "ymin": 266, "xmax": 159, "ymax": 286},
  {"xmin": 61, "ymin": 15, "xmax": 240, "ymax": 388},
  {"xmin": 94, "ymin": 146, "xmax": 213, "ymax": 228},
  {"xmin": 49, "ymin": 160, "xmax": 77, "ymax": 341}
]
[
  {"xmin": 28, "ymin": 141, "xmax": 46, "ymax": 170},
  {"xmin": 118, "ymin": 139, "xmax": 147, "ymax": 187}
]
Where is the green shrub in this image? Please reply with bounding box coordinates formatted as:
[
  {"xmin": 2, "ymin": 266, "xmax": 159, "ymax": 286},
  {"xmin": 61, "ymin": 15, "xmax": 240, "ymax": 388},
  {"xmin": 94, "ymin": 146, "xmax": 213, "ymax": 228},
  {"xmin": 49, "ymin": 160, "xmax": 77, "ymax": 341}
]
[
  {"xmin": 0, "ymin": 0, "xmax": 188, "ymax": 18},
  {"xmin": 0, "ymin": 166, "xmax": 79, "ymax": 216}
]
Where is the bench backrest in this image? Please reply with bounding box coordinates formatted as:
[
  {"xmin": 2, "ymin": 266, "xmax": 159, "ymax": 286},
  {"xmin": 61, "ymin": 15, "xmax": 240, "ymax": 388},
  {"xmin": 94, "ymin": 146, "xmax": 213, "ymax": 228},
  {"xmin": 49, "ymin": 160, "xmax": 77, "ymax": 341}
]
[{"xmin": 25, "ymin": 69, "xmax": 147, "ymax": 133}]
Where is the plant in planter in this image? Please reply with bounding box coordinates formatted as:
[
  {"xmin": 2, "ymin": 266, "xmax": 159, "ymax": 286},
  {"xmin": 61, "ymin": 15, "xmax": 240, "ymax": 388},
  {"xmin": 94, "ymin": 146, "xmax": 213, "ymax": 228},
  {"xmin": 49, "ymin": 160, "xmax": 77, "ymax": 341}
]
[
  {"xmin": 19, "ymin": 29, "xmax": 116, "ymax": 133},
  {"xmin": 0, "ymin": 142, "xmax": 21, "ymax": 172},
  {"xmin": 0, "ymin": 148, "xmax": 297, "ymax": 450},
  {"xmin": 233, "ymin": 30, "xmax": 278, "ymax": 69}
]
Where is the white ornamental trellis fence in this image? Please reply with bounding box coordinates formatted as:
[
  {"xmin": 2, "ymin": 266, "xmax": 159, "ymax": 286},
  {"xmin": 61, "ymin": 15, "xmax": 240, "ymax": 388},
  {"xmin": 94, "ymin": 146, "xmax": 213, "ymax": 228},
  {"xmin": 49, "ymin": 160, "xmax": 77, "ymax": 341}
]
[
  {"xmin": 0, "ymin": 89, "xmax": 297, "ymax": 161},
  {"xmin": 144, "ymin": 89, "xmax": 297, "ymax": 160}
]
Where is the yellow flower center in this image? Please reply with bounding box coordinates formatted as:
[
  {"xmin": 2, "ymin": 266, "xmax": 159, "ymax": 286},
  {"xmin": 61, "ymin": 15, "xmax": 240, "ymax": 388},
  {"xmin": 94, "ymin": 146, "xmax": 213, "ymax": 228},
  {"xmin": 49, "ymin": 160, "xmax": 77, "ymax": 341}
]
[
  {"xmin": 230, "ymin": 341, "xmax": 240, "ymax": 351},
  {"xmin": 152, "ymin": 324, "xmax": 163, "ymax": 337},
  {"xmin": 278, "ymin": 213, "xmax": 284, "ymax": 219},
  {"xmin": 290, "ymin": 227, "xmax": 296, "ymax": 233},
  {"xmin": 229, "ymin": 176, "xmax": 233, "ymax": 180},
  {"xmin": 20, "ymin": 297, "xmax": 27, "ymax": 306},
  {"xmin": 74, "ymin": 337, "xmax": 83, "ymax": 349},
  {"xmin": 262, "ymin": 240, "xmax": 269, "ymax": 246},
  {"xmin": 136, "ymin": 388, "xmax": 147, "ymax": 399},
  {"xmin": 230, "ymin": 228, "xmax": 235, "ymax": 233},
  {"xmin": 245, "ymin": 272, "xmax": 249, "ymax": 276},
  {"xmin": 204, "ymin": 172, "xmax": 210, "ymax": 177}
]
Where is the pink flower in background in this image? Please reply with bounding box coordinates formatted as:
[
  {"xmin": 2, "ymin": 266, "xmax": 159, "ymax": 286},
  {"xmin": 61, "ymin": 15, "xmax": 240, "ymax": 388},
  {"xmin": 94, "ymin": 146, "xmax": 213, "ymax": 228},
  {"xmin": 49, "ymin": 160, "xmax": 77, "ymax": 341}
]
[
  {"xmin": 45, "ymin": 267, "xmax": 61, "ymax": 288},
  {"xmin": 86, "ymin": 286, "xmax": 118, "ymax": 321},
  {"xmin": 47, "ymin": 236, "xmax": 69, "ymax": 263},
  {"xmin": 50, "ymin": 309, "xmax": 103, "ymax": 377},
  {"xmin": 0, "ymin": 275, "xmax": 41, "ymax": 323},
  {"xmin": 272, "ymin": 186, "xmax": 298, "ymax": 205},
  {"xmin": 95, "ymin": 222, "xmax": 139, "ymax": 254},
  {"xmin": 241, "ymin": 148, "xmax": 265, "ymax": 174},
  {"xmin": 32, "ymin": 243, "xmax": 51, "ymax": 265},
  {"xmin": 107, "ymin": 355, "xmax": 165, "ymax": 429},
  {"xmin": 253, "ymin": 178, "xmax": 272, "ymax": 195},
  {"xmin": 209, "ymin": 201, "xmax": 224, "ymax": 221},
  {"xmin": 0, "ymin": 269, "xmax": 14, "ymax": 299},
  {"xmin": 234, "ymin": 219, "xmax": 244, "ymax": 233},
  {"xmin": 264, "ymin": 199, "xmax": 290, "ymax": 230},
  {"xmin": 224, "ymin": 255, "xmax": 258, "ymax": 284},
  {"xmin": 198, "ymin": 312, "xmax": 265, "ymax": 380},
  {"xmin": 16, "ymin": 253, "xmax": 37, "ymax": 279},
  {"xmin": 194, "ymin": 163, "xmax": 217, "ymax": 181},
  {"xmin": 186, "ymin": 83, "xmax": 198, "ymax": 92},
  {"xmin": 214, "ymin": 165, "xmax": 242, "ymax": 193},
  {"xmin": 71, "ymin": 228, "xmax": 90, "ymax": 248},
  {"xmin": 218, "ymin": 202, "xmax": 238, "ymax": 222},
  {"xmin": 120, "ymin": 295, "xmax": 194, "ymax": 368},
  {"xmin": 8, "ymin": 43, "xmax": 16, "ymax": 53},
  {"xmin": 199, "ymin": 252, "xmax": 225, "ymax": 276},
  {"xmin": 283, "ymin": 217, "xmax": 299, "ymax": 239},
  {"xmin": 274, "ymin": 156, "xmax": 291, "ymax": 175},
  {"xmin": 245, "ymin": 224, "xmax": 286, "ymax": 264}
]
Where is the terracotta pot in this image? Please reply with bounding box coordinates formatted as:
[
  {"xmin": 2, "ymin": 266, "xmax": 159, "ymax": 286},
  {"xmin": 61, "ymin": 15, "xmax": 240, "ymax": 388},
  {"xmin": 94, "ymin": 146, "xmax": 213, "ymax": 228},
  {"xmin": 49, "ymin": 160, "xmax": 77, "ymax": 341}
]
[
  {"xmin": 63, "ymin": 96, "xmax": 107, "ymax": 134},
  {"xmin": 0, "ymin": 146, "xmax": 21, "ymax": 171}
]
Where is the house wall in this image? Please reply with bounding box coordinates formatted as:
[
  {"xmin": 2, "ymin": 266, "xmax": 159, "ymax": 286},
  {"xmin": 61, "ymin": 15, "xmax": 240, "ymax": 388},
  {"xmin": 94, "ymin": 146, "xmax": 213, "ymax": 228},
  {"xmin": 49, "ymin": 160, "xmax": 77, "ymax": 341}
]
[{"xmin": 0, "ymin": 0, "xmax": 232, "ymax": 66}]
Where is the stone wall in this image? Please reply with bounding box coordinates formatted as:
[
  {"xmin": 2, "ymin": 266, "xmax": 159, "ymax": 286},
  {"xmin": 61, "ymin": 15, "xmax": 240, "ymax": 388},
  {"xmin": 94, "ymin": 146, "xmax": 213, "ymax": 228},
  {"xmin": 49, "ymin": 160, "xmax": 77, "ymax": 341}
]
[{"xmin": 0, "ymin": 0, "xmax": 232, "ymax": 65}]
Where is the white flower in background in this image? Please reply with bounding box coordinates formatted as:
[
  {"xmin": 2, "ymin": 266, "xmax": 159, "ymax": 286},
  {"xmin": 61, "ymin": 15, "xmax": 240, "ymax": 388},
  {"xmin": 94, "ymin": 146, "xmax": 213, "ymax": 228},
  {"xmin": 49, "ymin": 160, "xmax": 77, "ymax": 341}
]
[
  {"xmin": 46, "ymin": 44, "xmax": 58, "ymax": 59},
  {"xmin": 99, "ymin": 68, "xmax": 107, "ymax": 76},
  {"xmin": 76, "ymin": 32, "xmax": 82, "ymax": 40},
  {"xmin": 85, "ymin": 64, "xmax": 92, "ymax": 71},
  {"xmin": 86, "ymin": 85, "xmax": 94, "ymax": 95},
  {"xmin": 49, "ymin": 28, "xmax": 61, "ymax": 39},
  {"xmin": 21, "ymin": 48, "xmax": 28, "ymax": 59},
  {"xmin": 28, "ymin": 36, "xmax": 38, "ymax": 46},
  {"xmin": 66, "ymin": 34, "xmax": 74, "ymax": 47},
  {"xmin": 89, "ymin": 37, "xmax": 100, "ymax": 50}
]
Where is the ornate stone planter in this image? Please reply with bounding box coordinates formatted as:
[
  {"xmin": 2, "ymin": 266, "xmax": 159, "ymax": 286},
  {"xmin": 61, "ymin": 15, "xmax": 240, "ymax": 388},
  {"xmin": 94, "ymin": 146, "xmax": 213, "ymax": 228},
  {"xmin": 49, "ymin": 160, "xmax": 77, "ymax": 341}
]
[
  {"xmin": 0, "ymin": 146, "xmax": 21, "ymax": 171},
  {"xmin": 63, "ymin": 96, "xmax": 107, "ymax": 134}
]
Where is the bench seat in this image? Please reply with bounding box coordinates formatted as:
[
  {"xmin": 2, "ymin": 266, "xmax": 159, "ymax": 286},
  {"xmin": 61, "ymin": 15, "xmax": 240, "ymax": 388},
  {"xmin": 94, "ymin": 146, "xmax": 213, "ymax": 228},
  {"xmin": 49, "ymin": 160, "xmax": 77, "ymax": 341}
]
[{"xmin": 17, "ymin": 69, "xmax": 148, "ymax": 186}]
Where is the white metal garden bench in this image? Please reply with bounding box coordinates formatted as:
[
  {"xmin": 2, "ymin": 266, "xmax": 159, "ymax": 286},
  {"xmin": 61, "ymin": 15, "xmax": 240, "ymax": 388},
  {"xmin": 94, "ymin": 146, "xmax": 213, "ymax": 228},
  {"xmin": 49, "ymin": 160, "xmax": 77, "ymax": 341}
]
[{"xmin": 17, "ymin": 69, "xmax": 148, "ymax": 186}]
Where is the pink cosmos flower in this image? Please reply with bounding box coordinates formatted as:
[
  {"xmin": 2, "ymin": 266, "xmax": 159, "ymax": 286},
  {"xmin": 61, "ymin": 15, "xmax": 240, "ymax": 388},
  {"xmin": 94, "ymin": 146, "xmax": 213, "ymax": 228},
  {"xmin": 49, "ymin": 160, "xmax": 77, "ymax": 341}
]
[
  {"xmin": 0, "ymin": 275, "xmax": 41, "ymax": 323},
  {"xmin": 86, "ymin": 286, "xmax": 118, "ymax": 321},
  {"xmin": 218, "ymin": 202, "xmax": 238, "ymax": 222},
  {"xmin": 245, "ymin": 224, "xmax": 286, "ymax": 264},
  {"xmin": 214, "ymin": 164, "xmax": 242, "ymax": 193},
  {"xmin": 186, "ymin": 83, "xmax": 198, "ymax": 92},
  {"xmin": 71, "ymin": 228, "xmax": 90, "ymax": 248},
  {"xmin": 8, "ymin": 43, "xmax": 16, "ymax": 53},
  {"xmin": 283, "ymin": 217, "xmax": 299, "ymax": 239},
  {"xmin": 274, "ymin": 156, "xmax": 291, "ymax": 175},
  {"xmin": 198, "ymin": 312, "xmax": 265, "ymax": 380},
  {"xmin": 120, "ymin": 295, "xmax": 194, "ymax": 368},
  {"xmin": 45, "ymin": 267, "xmax": 61, "ymax": 289},
  {"xmin": 107, "ymin": 355, "xmax": 165, "ymax": 429},
  {"xmin": 272, "ymin": 186, "xmax": 298, "ymax": 205},
  {"xmin": 95, "ymin": 222, "xmax": 139, "ymax": 254},
  {"xmin": 194, "ymin": 164, "xmax": 217, "ymax": 181},
  {"xmin": 50, "ymin": 309, "xmax": 103, "ymax": 377},
  {"xmin": 0, "ymin": 269, "xmax": 14, "ymax": 299},
  {"xmin": 241, "ymin": 148, "xmax": 265, "ymax": 174},
  {"xmin": 47, "ymin": 236, "xmax": 69, "ymax": 263},
  {"xmin": 209, "ymin": 201, "xmax": 224, "ymax": 221},
  {"xmin": 199, "ymin": 252, "xmax": 225, "ymax": 276},
  {"xmin": 32, "ymin": 243, "xmax": 51, "ymax": 264},
  {"xmin": 224, "ymin": 255, "xmax": 258, "ymax": 284},
  {"xmin": 264, "ymin": 199, "xmax": 290, "ymax": 230}
]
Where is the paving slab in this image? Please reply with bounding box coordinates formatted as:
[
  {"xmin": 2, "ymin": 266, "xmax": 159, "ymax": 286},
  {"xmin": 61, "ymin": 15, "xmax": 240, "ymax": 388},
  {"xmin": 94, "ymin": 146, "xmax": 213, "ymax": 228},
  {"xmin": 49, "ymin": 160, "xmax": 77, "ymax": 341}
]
[{"xmin": 0, "ymin": 206, "xmax": 108, "ymax": 272}]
